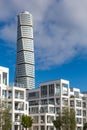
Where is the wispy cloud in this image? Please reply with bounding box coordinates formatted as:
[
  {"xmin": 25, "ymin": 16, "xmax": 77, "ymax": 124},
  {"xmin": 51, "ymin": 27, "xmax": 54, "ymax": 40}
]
[{"xmin": 1, "ymin": 0, "xmax": 87, "ymax": 69}]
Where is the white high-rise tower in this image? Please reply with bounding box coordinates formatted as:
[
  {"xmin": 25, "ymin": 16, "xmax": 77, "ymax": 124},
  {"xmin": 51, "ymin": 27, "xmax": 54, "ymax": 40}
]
[{"xmin": 15, "ymin": 11, "xmax": 35, "ymax": 89}]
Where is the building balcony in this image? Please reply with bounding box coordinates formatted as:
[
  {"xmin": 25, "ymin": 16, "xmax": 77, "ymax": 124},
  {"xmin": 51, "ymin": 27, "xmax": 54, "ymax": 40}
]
[
  {"xmin": 15, "ymin": 118, "xmax": 21, "ymax": 122},
  {"xmin": 8, "ymin": 96, "xmax": 12, "ymax": 99},
  {"xmin": 40, "ymin": 120, "xmax": 45, "ymax": 123},
  {"xmin": 15, "ymin": 107, "xmax": 24, "ymax": 111},
  {"xmin": 15, "ymin": 95, "xmax": 24, "ymax": 99}
]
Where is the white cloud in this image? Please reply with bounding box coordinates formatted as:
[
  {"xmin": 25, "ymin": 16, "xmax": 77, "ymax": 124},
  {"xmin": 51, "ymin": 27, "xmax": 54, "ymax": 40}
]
[
  {"xmin": 1, "ymin": 0, "xmax": 87, "ymax": 69},
  {"xmin": 0, "ymin": 23, "xmax": 17, "ymax": 47}
]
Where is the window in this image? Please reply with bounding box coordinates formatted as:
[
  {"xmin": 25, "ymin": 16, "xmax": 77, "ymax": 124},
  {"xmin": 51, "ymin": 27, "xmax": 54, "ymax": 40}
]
[
  {"xmin": 49, "ymin": 84, "xmax": 54, "ymax": 96},
  {"xmin": 62, "ymin": 98, "xmax": 68, "ymax": 106},
  {"xmin": 3, "ymin": 72, "xmax": 7, "ymax": 85},
  {"xmin": 76, "ymin": 101, "xmax": 81, "ymax": 107},
  {"xmin": 62, "ymin": 84, "xmax": 68, "ymax": 96},
  {"xmin": 8, "ymin": 91, "xmax": 12, "ymax": 98},
  {"xmin": 30, "ymin": 107, "xmax": 39, "ymax": 114},
  {"xmin": 26, "ymin": 104, "xmax": 27, "ymax": 110},
  {"xmin": 47, "ymin": 116, "xmax": 54, "ymax": 123},
  {"xmin": 40, "ymin": 106, "xmax": 48, "ymax": 113},
  {"xmin": 76, "ymin": 118, "xmax": 82, "ymax": 124},
  {"xmin": 29, "ymin": 100, "xmax": 39, "ymax": 106},
  {"xmin": 83, "ymin": 102, "xmax": 86, "ymax": 108},
  {"xmin": 33, "ymin": 116, "xmax": 39, "ymax": 123},
  {"xmin": 56, "ymin": 107, "xmax": 60, "ymax": 114},
  {"xmin": 49, "ymin": 98, "xmax": 54, "ymax": 105},
  {"xmin": 56, "ymin": 98, "xmax": 60, "ymax": 105},
  {"xmin": 83, "ymin": 110, "xmax": 86, "ymax": 116},
  {"xmin": 49, "ymin": 107, "xmax": 54, "ymax": 113},
  {"xmin": 74, "ymin": 91, "xmax": 79, "ymax": 98},
  {"xmin": 70, "ymin": 100, "xmax": 74, "ymax": 107},
  {"xmin": 76, "ymin": 109, "xmax": 81, "ymax": 116},
  {"xmin": 40, "ymin": 116, "xmax": 45, "ymax": 123},
  {"xmin": 28, "ymin": 92, "xmax": 39, "ymax": 99},
  {"xmin": 41, "ymin": 99, "xmax": 47, "ymax": 105},
  {"xmin": 41, "ymin": 85, "xmax": 47, "ymax": 97},
  {"xmin": 2, "ymin": 90, "xmax": 7, "ymax": 97},
  {"xmin": 56, "ymin": 84, "xmax": 60, "ymax": 94}
]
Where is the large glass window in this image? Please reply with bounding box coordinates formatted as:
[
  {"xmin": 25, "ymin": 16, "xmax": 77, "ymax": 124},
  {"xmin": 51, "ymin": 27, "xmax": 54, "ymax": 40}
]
[
  {"xmin": 33, "ymin": 126, "xmax": 39, "ymax": 130},
  {"xmin": 47, "ymin": 126, "xmax": 54, "ymax": 130},
  {"xmin": 8, "ymin": 102, "xmax": 12, "ymax": 109},
  {"xmin": 29, "ymin": 100, "xmax": 39, "ymax": 106},
  {"xmin": 83, "ymin": 110, "xmax": 86, "ymax": 117},
  {"xmin": 41, "ymin": 85, "xmax": 47, "ymax": 97},
  {"xmin": 30, "ymin": 107, "xmax": 39, "ymax": 114},
  {"xmin": 40, "ymin": 116, "xmax": 45, "ymax": 123},
  {"xmin": 76, "ymin": 109, "xmax": 81, "ymax": 116},
  {"xmin": 49, "ymin": 107, "xmax": 55, "ymax": 113},
  {"xmin": 56, "ymin": 98, "xmax": 60, "ymax": 105},
  {"xmin": 28, "ymin": 91, "xmax": 39, "ymax": 99},
  {"xmin": 8, "ymin": 91, "xmax": 12, "ymax": 98},
  {"xmin": 83, "ymin": 102, "xmax": 86, "ymax": 108},
  {"xmin": 76, "ymin": 101, "xmax": 81, "ymax": 107},
  {"xmin": 40, "ymin": 106, "xmax": 48, "ymax": 113},
  {"xmin": 2, "ymin": 90, "xmax": 7, "ymax": 98},
  {"xmin": 41, "ymin": 99, "xmax": 47, "ymax": 105},
  {"xmin": 47, "ymin": 116, "xmax": 54, "ymax": 123},
  {"xmin": 70, "ymin": 100, "xmax": 74, "ymax": 107},
  {"xmin": 62, "ymin": 98, "xmax": 68, "ymax": 106},
  {"xmin": 15, "ymin": 102, "xmax": 24, "ymax": 111},
  {"xmin": 3, "ymin": 72, "xmax": 7, "ymax": 85},
  {"xmin": 49, "ymin": 98, "xmax": 54, "ymax": 105},
  {"xmin": 76, "ymin": 118, "xmax": 82, "ymax": 124},
  {"xmin": 15, "ymin": 91, "xmax": 24, "ymax": 99},
  {"xmin": 56, "ymin": 107, "xmax": 60, "ymax": 114},
  {"xmin": 56, "ymin": 84, "xmax": 60, "ymax": 95},
  {"xmin": 40, "ymin": 126, "xmax": 45, "ymax": 130},
  {"xmin": 15, "ymin": 113, "xmax": 21, "ymax": 122},
  {"xmin": 62, "ymin": 84, "xmax": 68, "ymax": 96},
  {"xmin": 49, "ymin": 84, "xmax": 54, "ymax": 96},
  {"xmin": 33, "ymin": 116, "xmax": 39, "ymax": 123},
  {"xmin": 74, "ymin": 91, "xmax": 79, "ymax": 98}
]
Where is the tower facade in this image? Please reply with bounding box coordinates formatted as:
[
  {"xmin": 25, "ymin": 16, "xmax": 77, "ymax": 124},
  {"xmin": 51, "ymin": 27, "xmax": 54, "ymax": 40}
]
[{"xmin": 15, "ymin": 11, "xmax": 35, "ymax": 89}]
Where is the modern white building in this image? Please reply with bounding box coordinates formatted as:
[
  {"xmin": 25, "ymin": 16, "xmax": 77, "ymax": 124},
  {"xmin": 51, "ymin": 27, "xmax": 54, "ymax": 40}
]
[
  {"xmin": 0, "ymin": 66, "xmax": 28, "ymax": 130},
  {"xmin": 27, "ymin": 79, "xmax": 87, "ymax": 130},
  {"xmin": 0, "ymin": 66, "xmax": 87, "ymax": 130},
  {"xmin": 15, "ymin": 11, "xmax": 35, "ymax": 89}
]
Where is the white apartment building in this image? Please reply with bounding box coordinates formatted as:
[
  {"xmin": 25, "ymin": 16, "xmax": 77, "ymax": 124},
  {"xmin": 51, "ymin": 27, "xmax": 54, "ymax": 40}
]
[
  {"xmin": 0, "ymin": 66, "xmax": 87, "ymax": 130},
  {"xmin": 27, "ymin": 79, "xmax": 87, "ymax": 130},
  {"xmin": 0, "ymin": 66, "xmax": 28, "ymax": 130}
]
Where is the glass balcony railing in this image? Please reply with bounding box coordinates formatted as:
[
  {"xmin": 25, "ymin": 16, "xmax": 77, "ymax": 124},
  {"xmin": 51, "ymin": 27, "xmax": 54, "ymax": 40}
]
[
  {"xmin": 15, "ymin": 118, "xmax": 21, "ymax": 122},
  {"xmin": 15, "ymin": 107, "xmax": 24, "ymax": 111}
]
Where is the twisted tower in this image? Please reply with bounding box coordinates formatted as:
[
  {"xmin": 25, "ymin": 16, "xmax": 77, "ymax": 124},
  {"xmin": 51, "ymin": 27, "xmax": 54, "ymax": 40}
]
[{"xmin": 15, "ymin": 11, "xmax": 35, "ymax": 89}]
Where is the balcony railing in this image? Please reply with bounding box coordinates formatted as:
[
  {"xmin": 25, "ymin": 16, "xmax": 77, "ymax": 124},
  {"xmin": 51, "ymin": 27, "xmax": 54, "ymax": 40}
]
[
  {"xmin": 15, "ymin": 118, "xmax": 21, "ymax": 122},
  {"xmin": 15, "ymin": 95, "xmax": 24, "ymax": 99},
  {"xmin": 15, "ymin": 107, "xmax": 24, "ymax": 111}
]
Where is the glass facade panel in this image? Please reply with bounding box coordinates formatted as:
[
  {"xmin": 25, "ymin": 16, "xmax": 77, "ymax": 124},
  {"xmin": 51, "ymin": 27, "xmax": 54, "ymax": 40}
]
[
  {"xmin": 41, "ymin": 85, "xmax": 47, "ymax": 97},
  {"xmin": 56, "ymin": 84, "xmax": 60, "ymax": 95},
  {"xmin": 49, "ymin": 98, "xmax": 54, "ymax": 105},
  {"xmin": 3, "ymin": 72, "xmax": 7, "ymax": 85},
  {"xmin": 49, "ymin": 84, "xmax": 54, "ymax": 96}
]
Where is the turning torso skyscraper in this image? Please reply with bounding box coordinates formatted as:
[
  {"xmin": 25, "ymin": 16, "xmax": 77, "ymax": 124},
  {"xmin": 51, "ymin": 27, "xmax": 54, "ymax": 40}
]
[{"xmin": 15, "ymin": 11, "xmax": 35, "ymax": 89}]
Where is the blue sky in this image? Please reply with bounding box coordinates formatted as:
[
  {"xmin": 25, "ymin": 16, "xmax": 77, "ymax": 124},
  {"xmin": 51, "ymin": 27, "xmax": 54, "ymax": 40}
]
[{"xmin": 0, "ymin": 0, "xmax": 87, "ymax": 91}]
